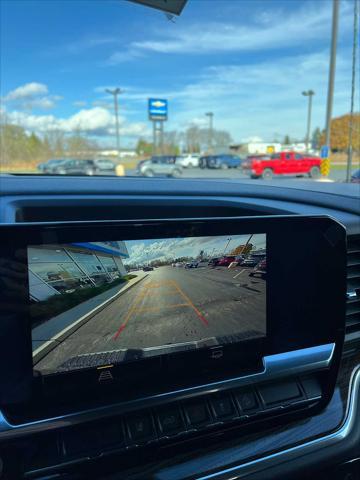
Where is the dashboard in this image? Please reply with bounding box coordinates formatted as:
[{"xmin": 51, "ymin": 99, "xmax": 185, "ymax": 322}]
[{"xmin": 0, "ymin": 175, "xmax": 359, "ymax": 480}]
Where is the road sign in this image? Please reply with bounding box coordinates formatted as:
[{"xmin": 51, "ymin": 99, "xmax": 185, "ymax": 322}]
[
  {"xmin": 320, "ymin": 146, "xmax": 330, "ymax": 159},
  {"xmin": 149, "ymin": 98, "xmax": 168, "ymax": 121},
  {"xmin": 321, "ymin": 158, "xmax": 330, "ymax": 176}
]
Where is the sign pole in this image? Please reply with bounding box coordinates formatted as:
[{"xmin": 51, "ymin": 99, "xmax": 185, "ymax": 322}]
[
  {"xmin": 160, "ymin": 121, "xmax": 164, "ymax": 154},
  {"xmin": 152, "ymin": 120, "xmax": 157, "ymax": 155},
  {"xmin": 148, "ymin": 98, "xmax": 168, "ymax": 156}
]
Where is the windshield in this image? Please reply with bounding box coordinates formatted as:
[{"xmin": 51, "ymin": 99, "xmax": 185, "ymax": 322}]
[{"xmin": 0, "ymin": 0, "xmax": 359, "ymax": 184}]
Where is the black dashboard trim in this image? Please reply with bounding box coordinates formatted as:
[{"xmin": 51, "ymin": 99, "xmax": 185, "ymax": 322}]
[
  {"xmin": 1, "ymin": 176, "xmax": 359, "ymax": 217},
  {"xmin": 155, "ymin": 365, "xmax": 360, "ymax": 480},
  {"xmin": 0, "ymin": 344, "xmax": 334, "ymax": 441}
]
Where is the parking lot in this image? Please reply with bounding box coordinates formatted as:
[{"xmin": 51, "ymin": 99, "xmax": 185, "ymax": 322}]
[
  {"xmin": 35, "ymin": 263, "xmax": 266, "ymax": 372},
  {"xmin": 126, "ymin": 166, "xmax": 344, "ymax": 182}
]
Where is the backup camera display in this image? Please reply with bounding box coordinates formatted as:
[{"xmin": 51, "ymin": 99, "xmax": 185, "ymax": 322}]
[{"xmin": 29, "ymin": 234, "xmax": 266, "ymax": 374}]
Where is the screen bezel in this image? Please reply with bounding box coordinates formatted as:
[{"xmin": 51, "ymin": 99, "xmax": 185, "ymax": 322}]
[{"xmin": 0, "ymin": 215, "xmax": 346, "ymax": 407}]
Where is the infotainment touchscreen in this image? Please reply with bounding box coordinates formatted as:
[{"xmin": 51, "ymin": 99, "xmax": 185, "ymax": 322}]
[{"xmin": 29, "ymin": 233, "xmax": 266, "ymax": 375}]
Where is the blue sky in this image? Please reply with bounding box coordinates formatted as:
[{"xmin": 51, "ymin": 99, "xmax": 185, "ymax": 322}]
[
  {"xmin": 124, "ymin": 234, "xmax": 266, "ymax": 265},
  {"xmin": 1, "ymin": 0, "xmax": 358, "ymax": 148}
]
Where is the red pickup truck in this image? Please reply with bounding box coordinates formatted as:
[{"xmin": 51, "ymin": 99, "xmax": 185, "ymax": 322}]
[{"xmin": 242, "ymin": 152, "xmax": 321, "ymax": 179}]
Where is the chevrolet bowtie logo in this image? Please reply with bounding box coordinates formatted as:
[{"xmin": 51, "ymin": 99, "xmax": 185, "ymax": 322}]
[{"xmin": 151, "ymin": 100, "xmax": 166, "ymax": 108}]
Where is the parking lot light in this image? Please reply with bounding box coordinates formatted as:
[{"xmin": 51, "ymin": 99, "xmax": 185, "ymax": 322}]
[{"xmin": 224, "ymin": 237, "xmax": 232, "ymax": 254}]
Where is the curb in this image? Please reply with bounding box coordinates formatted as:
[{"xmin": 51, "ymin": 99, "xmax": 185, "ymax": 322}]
[{"xmin": 33, "ymin": 274, "xmax": 148, "ymax": 365}]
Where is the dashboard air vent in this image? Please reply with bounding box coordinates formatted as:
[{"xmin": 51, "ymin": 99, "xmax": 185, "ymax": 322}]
[{"xmin": 346, "ymin": 235, "xmax": 360, "ymax": 334}]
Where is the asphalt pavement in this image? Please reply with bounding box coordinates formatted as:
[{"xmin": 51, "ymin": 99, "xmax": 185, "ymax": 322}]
[{"xmin": 36, "ymin": 264, "xmax": 266, "ymax": 372}]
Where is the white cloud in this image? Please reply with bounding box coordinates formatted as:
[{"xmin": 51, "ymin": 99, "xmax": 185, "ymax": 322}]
[
  {"xmin": 44, "ymin": 35, "xmax": 120, "ymax": 58},
  {"xmin": 29, "ymin": 96, "xmax": 62, "ymax": 110},
  {"xmin": 5, "ymin": 106, "xmax": 149, "ymax": 138},
  {"xmin": 65, "ymin": 107, "xmax": 114, "ymax": 132},
  {"xmin": 3, "ymin": 82, "xmax": 61, "ymax": 111},
  {"xmin": 167, "ymin": 49, "xmax": 356, "ymax": 141},
  {"xmin": 186, "ymin": 117, "xmax": 208, "ymax": 128},
  {"xmin": 117, "ymin": 122, "xmax": 150, "ymax": 137},
  {"xmin": 95, "ymin": 43, "xmax": 357, "ymax": 142},
  {"xmin": 4, "ymin": 82, "xmax": 48, "ymax": 101},
  {"xmin": 108, "ymin": 1, "xmax": 352, "ymax": 62},
  {"xmin": 66, "ymin": 35, "xmax": 118, "ymax": 54},
  {"xmin": 125, "ymin": 235, "xmax": 266, "ymax": 265},
  {"xmin": 92, "ymin": 100, "xmax": 112, "ymax": 109},
  {"xmin": 125, "ymin": 237, "xmax": 217, "ymax": 265},
  {"xmin": 97, "ymin": 48, "xmax": 359, "ymax": 141},
  {"xmin": 106, "ymin": 49, "xmax": 144, "ymax": 65},
  {"xmin": 94, "ymin": 40, "xmax": 358, "ymax": 143}
]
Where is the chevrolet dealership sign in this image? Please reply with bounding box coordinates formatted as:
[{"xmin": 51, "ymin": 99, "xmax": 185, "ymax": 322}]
[{"xmin": 148, "ymin": 98, "xmax": 168, "ymax": 121}]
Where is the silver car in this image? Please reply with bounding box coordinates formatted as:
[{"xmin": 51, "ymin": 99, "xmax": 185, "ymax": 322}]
[{"xmin": 137, "ymin": 156, "xmax": 183, "ymax": 178}]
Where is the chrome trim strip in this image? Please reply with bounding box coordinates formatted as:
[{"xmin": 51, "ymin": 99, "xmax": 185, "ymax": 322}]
[
  {"xmin": 197, "ymin": 364, "xmax": 360, "ymax": 480},
  {"xmin": 0, "ymin": 343, "xmax": 334, "ymax": 440}
]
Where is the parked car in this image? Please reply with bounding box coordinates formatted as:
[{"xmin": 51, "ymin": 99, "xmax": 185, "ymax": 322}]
[
  {"xmin": 176, "ymin": 154, "xmax": 200, "ymax": 168},
  {"xmin": 175, "ymin": 262, "xmax": 183, "ymax": 267},
  {"xmin": 207, "ymin": 154, "xmax": 242, "ymax": 169},
  {"xmin": 249, "ymin": 258, "xmax": 267, "ymax": 278},
  {"xmin": 92, "ymin": 158, "xmax": 116, "ymax": 173},
  {"xmin": 142, "ymin": 266, "xmax": 154, "ymax": 271},
  {"xmin": 242, "ymin": 257, "xmax": 260, "ymax": 267},
  {"xmin": 216, "ymin": 255, "xmax": 237, "ymax": 266},
  {"xmin": 185, "ymin": 261, "xmax": 199, "ymax": 269},
  {"xmin": 235, "ymin": 255, "xmax": 245, "ymax": 264},
  {"xmin": 208, "ymin": 257, "xmax": 220, "ymax": 266},
  {"xmin": 137, "ymin": 156, "xmax": 182, "ymax": 178},
  {"xmin": 53, "ymin": 159, "xmax": 115, "ymax": 175},
  {"xmin": 351, "ymin": 169, "xmax": 360, "ymax": 183},
  {"xmin": 199, "ymin": 155, "xmax": 242, "ymax": 169},
  {"xmin": 199, "ymin": 155, "xmax": 212, "ymax": 169},
  {"xmin": 38, "ymin": 158, "xmax": 67, "ymax": 173},
  {"xmin": 242, "ymin": 151, "xmax": 321, "ymax": 179}
]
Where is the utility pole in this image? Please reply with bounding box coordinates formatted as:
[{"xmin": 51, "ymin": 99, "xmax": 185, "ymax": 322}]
[
  {"xmin": 205, "ymin": 112, "xmax": 214, "ymax": 152},
  {"xmin": 324, "ymin": 0, "xmax": 340, "ymax": 152},
  {"xmin": 302, "ymin": 90, "xmax": 315, "ymax": 151},
  {"xmin": 346, "ymin": 0, "xmax": 358, "ymax": 182},
  {"xmin": 106, "ymin": 88, "xmax": 123, "ymax": 156}
]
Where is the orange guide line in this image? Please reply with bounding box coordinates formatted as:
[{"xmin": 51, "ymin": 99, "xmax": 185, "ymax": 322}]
[{"xmin": 170, "ymin": 280, "xmax": 209, "ymax": 326}]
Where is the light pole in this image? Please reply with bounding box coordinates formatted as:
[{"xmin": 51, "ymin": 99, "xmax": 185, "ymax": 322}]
[
  {"xmin": 302, "ymin": 90, "xmax": 315, "ymax": 151},
  {"xmin": 324, "ymin": 0, "xmax": 340, "ymax": 153},
  {"xmin": 224, "ymin": 238, "xmax": 232, "ymax": 255},
  {"xmin": 106, "ymin": 87, "xmax": 123, "ymax": 155},
  {"xmin": 243, "ymin": 234, "xmax": 253, "ymax": 257},
  {"xmin": 205, "ymin": 112, "xmax": 214, "ymax": 152}
]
